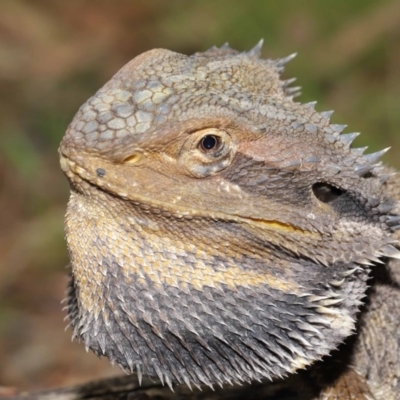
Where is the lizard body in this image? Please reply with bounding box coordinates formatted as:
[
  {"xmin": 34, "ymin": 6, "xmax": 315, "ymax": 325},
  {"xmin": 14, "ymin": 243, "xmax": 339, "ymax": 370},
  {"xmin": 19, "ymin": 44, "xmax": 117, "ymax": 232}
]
[{"xmin": 60, "ymin": 43, "xmax": 400, "ymax": 398}]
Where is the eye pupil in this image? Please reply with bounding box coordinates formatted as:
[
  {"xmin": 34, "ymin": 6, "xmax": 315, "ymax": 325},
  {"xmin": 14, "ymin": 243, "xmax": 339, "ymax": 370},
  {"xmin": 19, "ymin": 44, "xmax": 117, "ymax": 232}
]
[{"xmin": 201, "ymin": 135, "xmax": 218, "ymax": 151}]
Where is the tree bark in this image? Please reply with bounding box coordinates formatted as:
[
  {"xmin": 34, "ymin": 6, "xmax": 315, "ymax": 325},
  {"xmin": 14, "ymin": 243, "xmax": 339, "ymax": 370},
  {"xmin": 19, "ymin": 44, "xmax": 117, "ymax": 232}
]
[{"xmin": 2, "ymin": 374, "xmax": 308, "ymax": 400}]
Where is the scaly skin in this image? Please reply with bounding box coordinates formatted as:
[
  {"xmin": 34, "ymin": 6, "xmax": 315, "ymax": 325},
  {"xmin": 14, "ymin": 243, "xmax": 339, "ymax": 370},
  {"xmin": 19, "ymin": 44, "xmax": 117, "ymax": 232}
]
[
  {"xmin": 311, "ymin": 173, "xmax": 400, "ymax": 399},
  {"xmin": 59, "ymin": 43, "xmax": 400, "ymax": 397}
]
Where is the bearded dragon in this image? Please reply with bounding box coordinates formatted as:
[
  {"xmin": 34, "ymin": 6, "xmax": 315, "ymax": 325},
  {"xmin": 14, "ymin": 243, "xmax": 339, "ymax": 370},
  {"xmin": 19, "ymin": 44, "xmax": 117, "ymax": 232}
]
[{"xmin": 59, "ymin": 41, "xmax": 400, "ymax": 399}]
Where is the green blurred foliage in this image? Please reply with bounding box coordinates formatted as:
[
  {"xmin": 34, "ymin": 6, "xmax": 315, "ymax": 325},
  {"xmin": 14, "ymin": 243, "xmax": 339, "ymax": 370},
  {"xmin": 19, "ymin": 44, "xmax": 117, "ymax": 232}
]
[{"xmin": 0, "ymin": 0, "xmax": 399, "ymax": 391}]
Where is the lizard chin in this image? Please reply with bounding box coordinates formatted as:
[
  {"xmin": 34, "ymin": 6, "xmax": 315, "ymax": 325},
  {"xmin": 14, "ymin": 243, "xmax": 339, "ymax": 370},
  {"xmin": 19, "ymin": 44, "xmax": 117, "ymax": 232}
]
[{"xmin": 64, "ymin": 189, "xmax": 376, "ymax": 389}]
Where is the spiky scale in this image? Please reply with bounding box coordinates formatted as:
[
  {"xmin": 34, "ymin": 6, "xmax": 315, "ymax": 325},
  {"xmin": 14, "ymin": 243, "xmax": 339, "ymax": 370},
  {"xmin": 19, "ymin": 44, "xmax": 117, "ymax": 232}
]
[
  {"xmin": 286, "ymin": 86, "xmax": 302, "ymax": 96},
  {"xmin": 324, "ymin": 163, "xmax": 341, "ymax": 176},
  {"xmin": 378, "ymin": 201, "xmax": 395, "ymax": 213},
  {"xmin": 165, "ymin": 374, "xmax": 174, "ymax": 391},
  {"xmin": 381, "ymin": 245, "xmax": 400, "ymax": 259},
  {"xmin": 320, "ymin": 298, "xmax": 344, "ymax": 306},
  {"xmin": 363, "ymin": 148, "xmax": 390, "ymax": 165},
  {"xmin": 379, "ymin": 172, "xmax": 396, "ymax": 183},
  {"xmin": 331, "ymin": 124, "xmax": 348, "ymax": 133},
  {"xmin": 284, "ymin": 77, "xmax": 297, "ymax": 87},
  {"xmin": 275, "ymin": 52, "xmax": 298, "ymax": 67},
  {"xmin": 354, "ymin": 164, "xmax": 374, "ymax": 176},
  {"xmin": 352, "ymin": 147, "xmax": 368, "ymax": 157},
  {"xmin": 321, "ymin": 110, "xmax": 334, "ymax": 119},
  {"xmin": 340, "ymin": 132, "xmax": 360, "ymax": 146},
  {"xmin": 247, "ymin": 39, "xmax": 264, "ymax": 57},
  {"xmin": 153, "ymin": 363, "xmax": 165, "ymax": 386},
  {"xmin": 387, "ymin": 215, "xmax": 400, "ymax": 226},
  {"xmin": 305, "ymin": 100, "xmax": 317, "ymax": 108}
]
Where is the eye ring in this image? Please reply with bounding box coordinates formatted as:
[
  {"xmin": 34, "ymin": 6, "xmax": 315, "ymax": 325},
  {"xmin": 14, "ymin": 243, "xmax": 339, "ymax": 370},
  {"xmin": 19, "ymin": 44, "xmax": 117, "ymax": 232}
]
[
  {"xmin": 179, "ymin": 128, "xmax": 234, "ymax": 177},
  {"xmin": 199, "ymin": 135, "xmax": 221, "ymax": 152}
]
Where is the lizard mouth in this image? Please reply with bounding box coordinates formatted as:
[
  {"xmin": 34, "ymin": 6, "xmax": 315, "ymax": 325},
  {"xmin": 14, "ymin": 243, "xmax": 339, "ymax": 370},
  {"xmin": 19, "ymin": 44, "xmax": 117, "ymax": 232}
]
[
  {"xmin": 59, "ymin": 152, "xmax": 80, "ymax": 181},
  {"xmin": 59, "ymin": 152, "xmax": 313, "ymax": 237},
  {"xmin": 59, "ymin": 152, "xmax": 70, "ymax": 173},
  {"xmin": 244, "ymin": 217, "xmax": 312, "ymax": 235}
]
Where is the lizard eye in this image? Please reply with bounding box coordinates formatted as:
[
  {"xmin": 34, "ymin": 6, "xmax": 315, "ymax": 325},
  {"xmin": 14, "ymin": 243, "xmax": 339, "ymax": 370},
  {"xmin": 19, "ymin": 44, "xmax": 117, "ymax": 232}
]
[
  {"xmin": 199, "ymin": 135, "xmax": 221, "ymax": 152},
  {"xmin": 179, "ymin": 128, "xmax": 235, "ymax": 178}
]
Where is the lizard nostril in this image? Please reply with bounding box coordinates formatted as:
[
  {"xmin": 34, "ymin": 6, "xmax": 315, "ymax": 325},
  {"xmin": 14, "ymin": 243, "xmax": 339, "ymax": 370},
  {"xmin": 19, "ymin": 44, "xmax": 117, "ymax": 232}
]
[
  {"xmin": 312, "ymin": 182, "xmax": 344, "ymax": 203},
  {"xmin": 96, "ymin": 168, "xmax": 106, "ymax": 178}
]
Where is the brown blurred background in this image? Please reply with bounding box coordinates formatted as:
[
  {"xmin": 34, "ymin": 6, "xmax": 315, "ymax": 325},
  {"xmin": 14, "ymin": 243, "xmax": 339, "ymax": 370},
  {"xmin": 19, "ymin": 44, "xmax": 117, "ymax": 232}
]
[{"xmin": 1, "ymin": 0, "xmax": 400, "ymax": 393}]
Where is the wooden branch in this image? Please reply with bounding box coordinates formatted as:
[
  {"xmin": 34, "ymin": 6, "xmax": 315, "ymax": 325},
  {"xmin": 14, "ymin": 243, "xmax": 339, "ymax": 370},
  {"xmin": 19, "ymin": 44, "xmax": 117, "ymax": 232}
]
[{"xmin": 3, "ymin": 374, "xmax": 307, "ymax": 400}]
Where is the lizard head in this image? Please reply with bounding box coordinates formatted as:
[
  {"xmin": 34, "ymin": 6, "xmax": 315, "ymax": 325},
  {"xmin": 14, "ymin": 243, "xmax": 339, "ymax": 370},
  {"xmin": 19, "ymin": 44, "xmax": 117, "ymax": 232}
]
[{"xmin": 59, "ymin": 42, "xmax": 400, "ymax": 389}]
